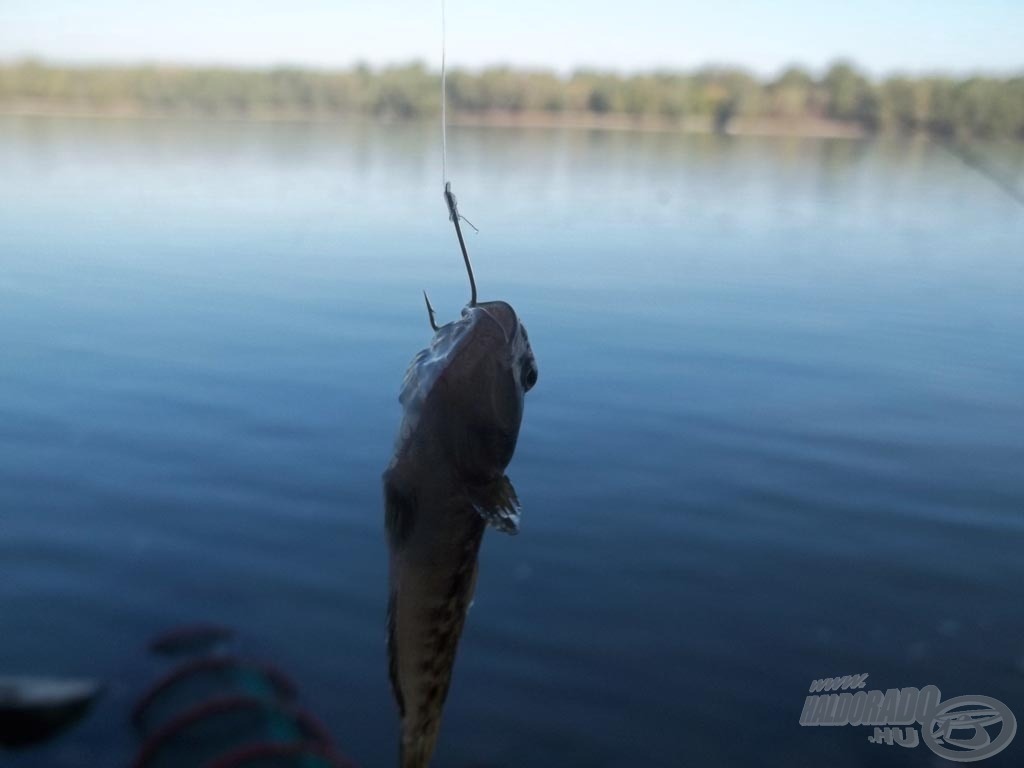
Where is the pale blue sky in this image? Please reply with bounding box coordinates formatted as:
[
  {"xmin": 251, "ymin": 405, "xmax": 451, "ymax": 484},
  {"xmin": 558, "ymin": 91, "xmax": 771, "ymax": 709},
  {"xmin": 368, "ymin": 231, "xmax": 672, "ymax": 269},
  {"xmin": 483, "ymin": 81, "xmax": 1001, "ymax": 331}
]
[{"xmin": 1, "ymin": 0, "xmax": 1021, "ymax": 75}]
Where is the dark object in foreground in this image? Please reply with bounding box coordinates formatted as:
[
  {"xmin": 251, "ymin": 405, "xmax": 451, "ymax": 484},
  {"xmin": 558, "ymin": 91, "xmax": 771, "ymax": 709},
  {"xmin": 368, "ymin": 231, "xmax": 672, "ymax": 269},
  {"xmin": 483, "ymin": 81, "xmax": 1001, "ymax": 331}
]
[
  {"xmin": 132, "ymin": 626, "xmax": 356, "ymax": 768},
  {"xmin": 133, "ymin": 656, "xmax": 298, "ymax": 733},
  {"xmin": 0, "ymin": 676, "xmax": 103, "ymax": 748}
]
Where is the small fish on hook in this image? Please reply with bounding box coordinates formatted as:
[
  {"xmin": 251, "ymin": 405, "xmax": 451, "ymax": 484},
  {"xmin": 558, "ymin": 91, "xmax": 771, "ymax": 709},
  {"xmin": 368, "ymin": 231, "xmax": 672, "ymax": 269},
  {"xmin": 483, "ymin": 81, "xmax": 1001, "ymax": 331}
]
[{"xmin": 383, "ymin": 181, "xmax": 538, "ymax": 768}]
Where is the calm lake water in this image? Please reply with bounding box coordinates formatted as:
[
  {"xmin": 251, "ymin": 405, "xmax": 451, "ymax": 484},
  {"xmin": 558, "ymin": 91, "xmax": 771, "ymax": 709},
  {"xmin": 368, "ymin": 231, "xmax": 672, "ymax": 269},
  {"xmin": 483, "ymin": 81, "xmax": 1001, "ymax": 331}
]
[{"xmin": 1, "ymin": 115, "xmax": 1023, "ymax": 767}]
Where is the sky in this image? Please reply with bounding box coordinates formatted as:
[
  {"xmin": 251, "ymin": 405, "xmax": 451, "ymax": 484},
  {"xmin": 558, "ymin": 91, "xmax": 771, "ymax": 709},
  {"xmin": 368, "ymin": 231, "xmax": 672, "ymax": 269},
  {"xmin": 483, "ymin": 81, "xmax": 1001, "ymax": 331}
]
[{"xmin": 1, "ymin": 0, "xmax": 1021, "ymax": 76}]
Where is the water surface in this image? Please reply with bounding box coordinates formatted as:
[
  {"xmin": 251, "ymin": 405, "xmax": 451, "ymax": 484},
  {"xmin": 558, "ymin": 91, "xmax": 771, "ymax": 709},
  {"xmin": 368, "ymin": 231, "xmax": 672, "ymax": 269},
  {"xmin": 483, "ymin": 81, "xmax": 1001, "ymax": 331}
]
[{"xmin": 1, "ymin": 116, "xmax": 1023, "ymax": 767}]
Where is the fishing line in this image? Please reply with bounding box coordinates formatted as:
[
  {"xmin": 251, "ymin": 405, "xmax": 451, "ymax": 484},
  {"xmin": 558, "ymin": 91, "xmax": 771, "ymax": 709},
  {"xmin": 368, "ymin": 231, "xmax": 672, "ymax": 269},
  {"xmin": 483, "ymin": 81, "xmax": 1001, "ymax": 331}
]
[
  {"xmin": 441, "ymin": 0, "xmax": 448, "ymax": 187},
  {"xmin": 439, "ymin": 0, "xmax": 478, "ymax": 307}
]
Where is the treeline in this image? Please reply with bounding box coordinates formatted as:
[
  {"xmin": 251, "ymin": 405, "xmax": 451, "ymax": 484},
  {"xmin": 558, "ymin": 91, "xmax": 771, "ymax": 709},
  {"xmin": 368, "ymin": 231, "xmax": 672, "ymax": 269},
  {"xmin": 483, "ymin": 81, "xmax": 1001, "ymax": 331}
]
[{"xmin": 2, "ymin": 59, "xmax": 1023, "ymax": 140}]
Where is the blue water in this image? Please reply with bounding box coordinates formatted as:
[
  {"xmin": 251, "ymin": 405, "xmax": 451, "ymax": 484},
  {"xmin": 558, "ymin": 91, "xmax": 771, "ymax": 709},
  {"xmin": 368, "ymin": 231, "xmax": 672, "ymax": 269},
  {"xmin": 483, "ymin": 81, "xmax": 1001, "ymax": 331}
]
[{"xmin": 1, "ymin": 115, "xmax": 1023, "ymax": 767}]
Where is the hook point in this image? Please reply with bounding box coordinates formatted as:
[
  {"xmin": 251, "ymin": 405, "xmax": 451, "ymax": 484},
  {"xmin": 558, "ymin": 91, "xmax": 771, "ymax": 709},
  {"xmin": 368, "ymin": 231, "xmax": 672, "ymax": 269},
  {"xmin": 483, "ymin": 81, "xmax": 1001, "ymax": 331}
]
[{"xmin": 423, "ymin": 290, "xmax": 440, "ymax": 331}]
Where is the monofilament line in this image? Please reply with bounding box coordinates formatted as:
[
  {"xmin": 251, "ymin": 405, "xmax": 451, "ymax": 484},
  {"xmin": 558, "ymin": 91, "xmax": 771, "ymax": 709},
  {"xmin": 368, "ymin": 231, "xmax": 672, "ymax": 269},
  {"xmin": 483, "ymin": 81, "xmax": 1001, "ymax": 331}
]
[
  {"xmin": 438, "ymin": 0, "xmax": 478, "ymax": 307},
  {"xmin": 441, "ymin": 0, "xmax": 448, "ymax": 187}
]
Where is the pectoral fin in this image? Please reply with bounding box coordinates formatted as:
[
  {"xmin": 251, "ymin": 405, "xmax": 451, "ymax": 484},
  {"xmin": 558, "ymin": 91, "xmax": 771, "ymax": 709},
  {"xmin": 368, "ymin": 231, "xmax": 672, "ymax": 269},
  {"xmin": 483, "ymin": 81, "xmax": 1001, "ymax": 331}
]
[{"xmin": 469, "ymin": 475, "xmax": 521, "ymax": 535}]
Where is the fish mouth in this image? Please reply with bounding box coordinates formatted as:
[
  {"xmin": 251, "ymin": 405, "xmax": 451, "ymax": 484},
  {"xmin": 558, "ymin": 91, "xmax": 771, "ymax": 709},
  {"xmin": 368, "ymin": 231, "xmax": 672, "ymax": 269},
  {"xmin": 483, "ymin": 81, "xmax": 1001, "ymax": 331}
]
[{"xmin": 472, "ymin": 301, "xmax": 519, "ymax": 341}]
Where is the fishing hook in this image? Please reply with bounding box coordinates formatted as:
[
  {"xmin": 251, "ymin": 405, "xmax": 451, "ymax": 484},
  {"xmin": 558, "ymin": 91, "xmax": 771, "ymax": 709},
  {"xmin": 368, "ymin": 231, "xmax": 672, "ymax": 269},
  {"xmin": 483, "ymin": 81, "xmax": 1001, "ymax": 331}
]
[{"xmin": 444, "ymin": 181, "xmax": 477, "ymax": 306}]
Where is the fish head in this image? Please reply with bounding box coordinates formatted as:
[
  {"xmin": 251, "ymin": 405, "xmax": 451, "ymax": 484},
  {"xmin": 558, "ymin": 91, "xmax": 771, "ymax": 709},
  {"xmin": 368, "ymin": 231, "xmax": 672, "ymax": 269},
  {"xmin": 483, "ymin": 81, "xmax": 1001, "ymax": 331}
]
[
  {"xmin": 445, "ymin": 299, "xmax": 537, "ymax": 478},
  {"xmin": 467, "ymin": 300, "xmax": 538, "ymax": 395},
  {"xmin": 397, "ymin": 299, "xmax": 537, "ymax": 480}
]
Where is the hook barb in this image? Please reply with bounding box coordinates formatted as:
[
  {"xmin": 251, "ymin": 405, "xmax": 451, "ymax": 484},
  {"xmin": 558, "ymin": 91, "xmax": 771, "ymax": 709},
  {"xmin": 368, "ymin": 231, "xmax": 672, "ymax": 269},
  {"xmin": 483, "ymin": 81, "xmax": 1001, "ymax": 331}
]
[{"xmin": 423, "ymin": 290, "xmax": 439, "ymax": 331}]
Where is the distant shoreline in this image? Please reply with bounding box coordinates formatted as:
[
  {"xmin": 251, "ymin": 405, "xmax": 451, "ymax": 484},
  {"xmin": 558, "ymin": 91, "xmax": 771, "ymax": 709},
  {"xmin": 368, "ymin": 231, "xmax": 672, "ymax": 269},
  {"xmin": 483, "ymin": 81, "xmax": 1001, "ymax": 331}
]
[
  {"xmin": 0, "ymin": 103, "xmax": 867, "ymax": 139},
  {"xmin": 2, "ymin": 60, "xmax": 1020, "ymax": 142}
]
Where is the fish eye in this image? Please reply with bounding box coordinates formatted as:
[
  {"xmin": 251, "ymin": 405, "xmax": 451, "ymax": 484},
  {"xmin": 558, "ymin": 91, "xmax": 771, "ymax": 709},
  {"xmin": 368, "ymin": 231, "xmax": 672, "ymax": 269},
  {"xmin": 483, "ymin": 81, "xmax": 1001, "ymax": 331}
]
[{"xmin": 521, "ymin": 361, "xmax": 538, "ymax": 392}]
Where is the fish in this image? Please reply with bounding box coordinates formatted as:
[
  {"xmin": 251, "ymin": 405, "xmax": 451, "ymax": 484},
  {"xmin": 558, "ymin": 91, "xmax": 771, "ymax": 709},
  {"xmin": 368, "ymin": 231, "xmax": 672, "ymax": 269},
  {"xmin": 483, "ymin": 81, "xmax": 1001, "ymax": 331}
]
[{"xmin": 383, "ymin": 184, "xmax": 538, "ymax": 768}]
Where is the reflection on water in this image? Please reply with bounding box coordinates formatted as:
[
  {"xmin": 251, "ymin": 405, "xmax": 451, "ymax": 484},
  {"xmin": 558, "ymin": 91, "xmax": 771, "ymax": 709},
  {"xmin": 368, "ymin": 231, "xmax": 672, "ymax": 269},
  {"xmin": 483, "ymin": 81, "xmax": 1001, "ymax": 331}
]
[{"xmin": 1, "ymin": 115, "xmax": 1023, "ymax": 767}]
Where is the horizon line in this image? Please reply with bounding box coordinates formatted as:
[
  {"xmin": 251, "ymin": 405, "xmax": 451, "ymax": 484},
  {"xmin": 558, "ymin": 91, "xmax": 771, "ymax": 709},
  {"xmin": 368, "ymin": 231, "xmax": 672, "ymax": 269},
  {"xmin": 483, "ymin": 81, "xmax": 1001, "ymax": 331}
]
[{"xmin": 4, "ymin": 54, "xmax": 1023, "ymax": 81}]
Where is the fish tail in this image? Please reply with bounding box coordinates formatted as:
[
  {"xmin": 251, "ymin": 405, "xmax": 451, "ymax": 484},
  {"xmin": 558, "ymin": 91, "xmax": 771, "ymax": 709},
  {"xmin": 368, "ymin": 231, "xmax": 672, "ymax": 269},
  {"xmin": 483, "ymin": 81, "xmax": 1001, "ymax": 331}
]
[
  {"xmin": 399, "ymin": 728, "xmax": 441, "ymax": 768},
  {"xmin": 389, "ymin": 567, "xmax": 472, "ymax": 768},
  {"xmin": 388, "ymin": 516, "xmax": 485, "ymax": 768}
]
